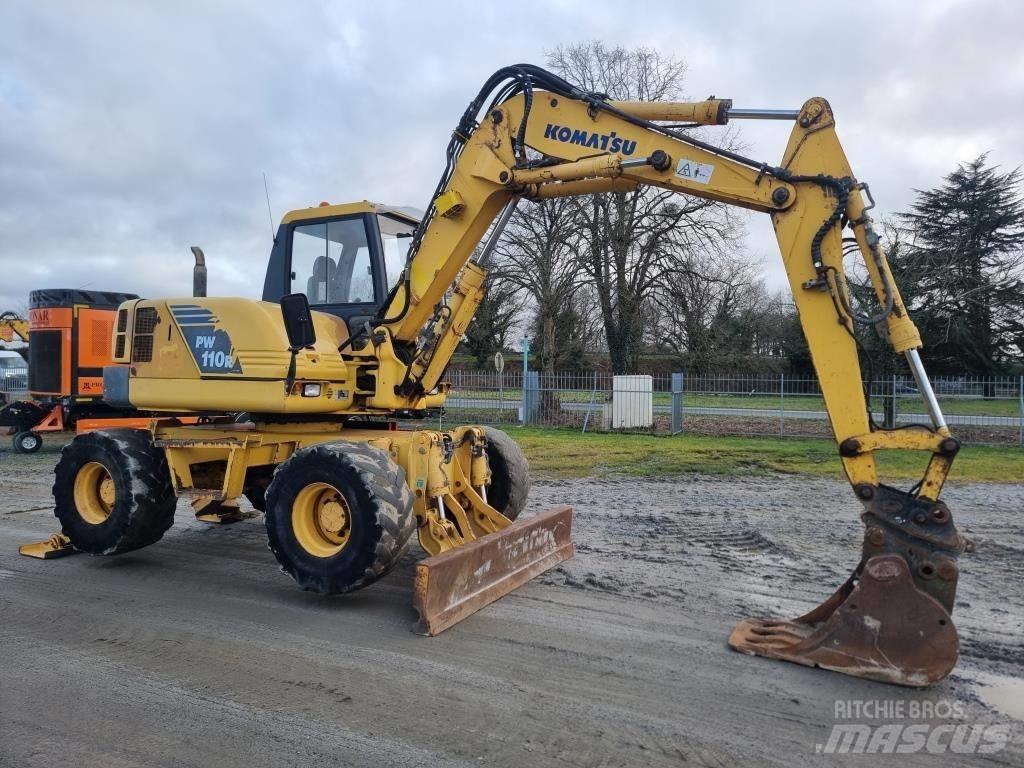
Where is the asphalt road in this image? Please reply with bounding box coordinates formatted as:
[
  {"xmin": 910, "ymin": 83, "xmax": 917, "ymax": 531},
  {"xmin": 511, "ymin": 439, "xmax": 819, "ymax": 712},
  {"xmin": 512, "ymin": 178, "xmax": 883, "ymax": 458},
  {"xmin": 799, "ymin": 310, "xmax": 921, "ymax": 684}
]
[{"xmin": 2, "ymin": 440, "xmax": 1021, "ymax": 767}]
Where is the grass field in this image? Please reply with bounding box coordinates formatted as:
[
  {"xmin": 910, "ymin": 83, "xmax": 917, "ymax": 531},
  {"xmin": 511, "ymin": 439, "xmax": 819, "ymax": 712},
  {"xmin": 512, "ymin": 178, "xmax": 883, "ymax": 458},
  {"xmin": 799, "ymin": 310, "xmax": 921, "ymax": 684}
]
[
  {"xmin": 512, "ymin": 426, "xmax": 1024, "ymax": 483},
  {"xmin": 453, "ymin": 389, "xmax": 1022, "ymax": 417}
]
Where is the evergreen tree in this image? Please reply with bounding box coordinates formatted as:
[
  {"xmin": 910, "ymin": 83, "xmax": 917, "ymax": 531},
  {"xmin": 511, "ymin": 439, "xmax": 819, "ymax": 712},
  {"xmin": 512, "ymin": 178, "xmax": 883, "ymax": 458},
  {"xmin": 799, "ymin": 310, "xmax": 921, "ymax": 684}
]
[{"xmin": 897, "ymin": 155, "xmax": 1024, "ymax": 379}]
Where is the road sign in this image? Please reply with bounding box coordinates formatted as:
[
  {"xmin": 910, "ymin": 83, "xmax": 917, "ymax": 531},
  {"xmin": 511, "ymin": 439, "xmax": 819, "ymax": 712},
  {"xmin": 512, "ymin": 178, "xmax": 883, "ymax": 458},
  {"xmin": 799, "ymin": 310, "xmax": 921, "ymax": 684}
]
[{"xmin": 494, "ymin": 351, "xmax": 504, "ymax": 373}]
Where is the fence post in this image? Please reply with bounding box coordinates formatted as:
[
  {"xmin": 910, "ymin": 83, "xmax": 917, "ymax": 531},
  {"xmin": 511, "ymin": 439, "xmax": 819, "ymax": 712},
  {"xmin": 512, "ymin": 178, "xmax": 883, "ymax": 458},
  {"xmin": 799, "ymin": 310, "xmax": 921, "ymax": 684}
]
[
  {"xmin": 522, "ymin": 371, "xmax": 539, "ymax": 425},
  {"xmin": 671, "ymin": 372, "xmax": 684, "ymax": 435},
  {"xmin": 582, "ymin": 371, "xmax": 599, "ymax": 434},
  {"xmin": 882, "ymin": 375, "xmax": 895, "ymax": 429},
  {"xmin": 498, "ymin": 368, "xmax": 504, "ymax": 423},
  {"xmin": 779, "ymin": 372, "xmax": 785, "ymax": 436},
  {"xmin": 1019, "ymin": 375, "xmax": 1023, "ymax": 446},
  {"xmin": 893, "ymin": 374, "xmax": 899, "ymax": 428}
]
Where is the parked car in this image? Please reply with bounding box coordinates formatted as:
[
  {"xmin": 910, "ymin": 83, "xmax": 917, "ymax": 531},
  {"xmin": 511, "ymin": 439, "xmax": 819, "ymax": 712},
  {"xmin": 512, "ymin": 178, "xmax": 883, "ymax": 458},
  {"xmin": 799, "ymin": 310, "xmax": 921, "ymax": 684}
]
[{"xmin": 0, "ymin": 350, "xmax": 29, "ymax": 402}]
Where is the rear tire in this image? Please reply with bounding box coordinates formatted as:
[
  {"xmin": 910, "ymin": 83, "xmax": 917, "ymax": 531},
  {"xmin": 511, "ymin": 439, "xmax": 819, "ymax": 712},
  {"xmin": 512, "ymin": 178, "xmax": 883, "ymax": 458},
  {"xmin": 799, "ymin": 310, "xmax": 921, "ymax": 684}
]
[
  {"xmin": 243, "ymin": 468, "xmax": 273, "ymax": 512},
  {"xmin": 52, "ymin": 429, "xmax": 177, "ymax": 554},
  {"xmin": 244, "ymin": 485, "xmax": 267, "ymax": 513},
  {"xmin": 13, "ymin": 430, "xmax": 42, "ymax": 454},
  {"xmin": 264, "ymin": 442, "xmax": 415, "ymax": 594},
  {"xmin": 482, "ymin": 427, "xmax": 530, "ymax": 521}
]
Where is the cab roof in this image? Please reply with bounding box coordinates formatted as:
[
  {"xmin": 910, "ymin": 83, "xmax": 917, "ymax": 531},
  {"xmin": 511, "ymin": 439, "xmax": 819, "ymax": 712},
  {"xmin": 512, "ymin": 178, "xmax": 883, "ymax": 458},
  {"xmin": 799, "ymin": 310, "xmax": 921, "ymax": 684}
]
[{"xmin": 281, "ymin": 201, "xmax": 421, "ymax": 226}]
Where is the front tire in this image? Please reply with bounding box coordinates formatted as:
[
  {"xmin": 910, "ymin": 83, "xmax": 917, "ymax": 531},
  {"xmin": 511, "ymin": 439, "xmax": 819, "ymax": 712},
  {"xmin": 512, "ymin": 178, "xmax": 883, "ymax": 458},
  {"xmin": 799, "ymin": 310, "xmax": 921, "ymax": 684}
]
[
  {"xmin": 13, "ymin": 430, "xmax": 42, "ymax": 454},
  {"xmin": 265, "ymin": 442, "xmax": 415, "ymax": 594},
  {"xmin": 52, "ymin": 429, "xmax": 177, "ymax": 554},
  {"xmin": 483, "ymin": 427, "xmax": 530, "ymax": 521}
]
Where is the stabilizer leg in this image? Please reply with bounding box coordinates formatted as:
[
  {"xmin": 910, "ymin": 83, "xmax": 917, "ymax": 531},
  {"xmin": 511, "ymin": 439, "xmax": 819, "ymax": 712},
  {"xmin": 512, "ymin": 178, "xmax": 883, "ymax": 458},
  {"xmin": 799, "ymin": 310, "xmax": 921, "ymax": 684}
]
[{"xmin": 192, "ymin": 497, "xmax": 254, "ymax": 524}]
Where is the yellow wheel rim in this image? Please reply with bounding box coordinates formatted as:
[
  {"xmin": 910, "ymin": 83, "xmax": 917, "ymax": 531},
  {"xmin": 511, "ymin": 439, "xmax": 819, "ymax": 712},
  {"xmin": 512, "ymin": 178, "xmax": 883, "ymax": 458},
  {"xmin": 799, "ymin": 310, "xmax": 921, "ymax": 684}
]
[
  {"xmin": 291, "ymin": 482, "xmax": 352, "ymax": 558},
  {"xmin": 74, "ymin": 461, "xmax": 116, "ymax": 525}
]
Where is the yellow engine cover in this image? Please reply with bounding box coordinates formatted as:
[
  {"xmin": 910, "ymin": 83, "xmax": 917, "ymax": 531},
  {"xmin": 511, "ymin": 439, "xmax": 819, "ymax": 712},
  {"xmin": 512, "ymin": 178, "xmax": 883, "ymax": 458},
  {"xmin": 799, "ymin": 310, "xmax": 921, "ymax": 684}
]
[{"xmin": 119, "ymin": 298, "xmax": 355, "ymax": 414}]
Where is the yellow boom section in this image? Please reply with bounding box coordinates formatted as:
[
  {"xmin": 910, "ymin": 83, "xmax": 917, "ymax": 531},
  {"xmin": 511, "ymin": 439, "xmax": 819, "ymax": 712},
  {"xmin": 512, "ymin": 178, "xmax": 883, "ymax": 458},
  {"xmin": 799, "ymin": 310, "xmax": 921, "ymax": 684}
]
[{"xmin": 376, "ymin": 86, "xmax": 947, "ymax": 499}]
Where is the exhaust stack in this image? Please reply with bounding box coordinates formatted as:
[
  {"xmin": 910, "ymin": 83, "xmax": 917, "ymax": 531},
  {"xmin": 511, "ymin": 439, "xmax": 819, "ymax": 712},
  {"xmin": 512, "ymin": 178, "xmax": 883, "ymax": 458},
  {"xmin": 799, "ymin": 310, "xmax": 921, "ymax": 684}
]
[{"xmin": 190, "ymin": 246, "xmax": 207, "ymax": 298}]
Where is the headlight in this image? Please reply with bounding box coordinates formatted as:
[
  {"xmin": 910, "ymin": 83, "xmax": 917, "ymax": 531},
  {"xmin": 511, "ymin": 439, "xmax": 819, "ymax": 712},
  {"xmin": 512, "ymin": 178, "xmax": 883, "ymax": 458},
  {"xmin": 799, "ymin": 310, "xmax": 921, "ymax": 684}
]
[{"xmin": 301, "ymin": 383, "xmax": 322, "ymax": 397}]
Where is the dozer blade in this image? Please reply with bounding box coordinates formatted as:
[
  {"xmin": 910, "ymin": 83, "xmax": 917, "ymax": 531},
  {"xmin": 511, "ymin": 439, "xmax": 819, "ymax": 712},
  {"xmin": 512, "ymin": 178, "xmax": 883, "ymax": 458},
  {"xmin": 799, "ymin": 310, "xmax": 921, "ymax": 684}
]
[
  {"xmin": 729, "ymin": 555, "xmax": 959, "ymax": 687},
  {"xmin": 413, "ymin": 505, "xmax": 573, "ymax": 636},
  {"xmin": 19, "ymin": 533, "xmax": 76, "ymax": 560}
]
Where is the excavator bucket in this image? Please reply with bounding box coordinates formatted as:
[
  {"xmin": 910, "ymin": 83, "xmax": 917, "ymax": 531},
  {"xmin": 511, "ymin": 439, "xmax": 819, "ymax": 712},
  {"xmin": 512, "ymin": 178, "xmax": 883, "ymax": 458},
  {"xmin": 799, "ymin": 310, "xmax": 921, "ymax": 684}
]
[
  {"xmin": 413, "ymin": 505, "xmax": 573, "ymax": 635},
  {"xmin": 729, "ymin": 486, "xmax": 965, "ymax": 687},
  {"xmin": 730, "ymin": 555, "xmax": 959, "ymax": 686}
]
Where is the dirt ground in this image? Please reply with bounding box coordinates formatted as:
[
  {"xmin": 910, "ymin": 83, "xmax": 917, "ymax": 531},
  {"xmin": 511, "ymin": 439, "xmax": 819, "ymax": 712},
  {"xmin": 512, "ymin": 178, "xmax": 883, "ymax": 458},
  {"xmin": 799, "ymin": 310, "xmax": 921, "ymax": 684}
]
[{"xmin": 1, "ymin": 436, "xmax": 1022, "ymax": 767}]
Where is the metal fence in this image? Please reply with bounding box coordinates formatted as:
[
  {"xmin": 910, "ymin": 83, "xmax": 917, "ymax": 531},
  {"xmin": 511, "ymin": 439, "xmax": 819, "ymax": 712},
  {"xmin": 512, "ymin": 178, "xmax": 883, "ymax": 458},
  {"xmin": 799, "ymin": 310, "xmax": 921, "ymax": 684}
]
[
  {"xmin": 440, "ymin": 370, "xmax": 1024, "ymax": 446},
  {"xmin": 0, "ymin": 369, "xmax": 28, "ymax": 402}
]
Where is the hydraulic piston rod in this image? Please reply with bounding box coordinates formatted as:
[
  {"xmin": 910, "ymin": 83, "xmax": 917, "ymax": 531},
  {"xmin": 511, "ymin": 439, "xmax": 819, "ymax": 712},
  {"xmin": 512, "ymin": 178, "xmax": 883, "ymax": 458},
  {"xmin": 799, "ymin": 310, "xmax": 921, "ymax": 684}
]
[
  {"xmin": 905, "ymin": 348, "xmax": 949, "ymax": 432},
  {"xmin": 727, "ymin": 108, "xmax": 800, "ymax": 120}
]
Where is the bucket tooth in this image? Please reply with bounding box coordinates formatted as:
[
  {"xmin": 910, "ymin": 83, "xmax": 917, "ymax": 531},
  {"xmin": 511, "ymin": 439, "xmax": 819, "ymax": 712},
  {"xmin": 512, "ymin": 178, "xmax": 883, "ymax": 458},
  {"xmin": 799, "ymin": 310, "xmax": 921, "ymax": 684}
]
[
  {"xmin": 729, "ymin": 554, "xmax": 959, "ymax": 687},
  {"xmin": 413, "ymin": 505, "xmax": 573, "ymax": 636}
]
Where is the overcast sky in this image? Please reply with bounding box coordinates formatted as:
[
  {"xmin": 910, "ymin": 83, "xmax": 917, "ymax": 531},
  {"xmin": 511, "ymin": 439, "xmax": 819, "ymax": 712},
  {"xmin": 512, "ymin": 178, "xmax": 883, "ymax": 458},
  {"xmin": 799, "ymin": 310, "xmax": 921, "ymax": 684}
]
[{"xmin": 1, "ymin": 0, "xmax": 1021, "ymax": 313}]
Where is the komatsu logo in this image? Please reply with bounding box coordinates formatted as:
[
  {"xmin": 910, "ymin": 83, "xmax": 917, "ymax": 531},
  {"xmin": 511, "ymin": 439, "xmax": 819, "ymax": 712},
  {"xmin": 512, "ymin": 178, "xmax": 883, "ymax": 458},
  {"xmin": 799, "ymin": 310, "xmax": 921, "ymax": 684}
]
[{"xmin": 543, "ymin": 124, "xmax": 637, "ymax": 155}]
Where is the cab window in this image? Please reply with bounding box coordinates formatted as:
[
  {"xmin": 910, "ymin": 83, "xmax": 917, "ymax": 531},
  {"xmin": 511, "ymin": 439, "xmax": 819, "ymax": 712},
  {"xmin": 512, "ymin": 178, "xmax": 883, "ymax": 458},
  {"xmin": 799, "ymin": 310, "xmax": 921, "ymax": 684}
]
[
  {"xmin": 290, "ymin": 218, "xmax": 375, "ymax": 305},
  {"xmin": 377, "ymin": 214, "xmax": 416, "ymax": 292}
]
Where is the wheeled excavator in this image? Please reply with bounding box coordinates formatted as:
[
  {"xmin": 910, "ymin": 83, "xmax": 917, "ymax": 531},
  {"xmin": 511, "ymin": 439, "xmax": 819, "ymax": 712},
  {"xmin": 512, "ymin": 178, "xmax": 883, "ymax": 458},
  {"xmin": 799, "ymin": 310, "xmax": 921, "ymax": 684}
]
[{"xmin": 29, "ymin": 65, "xmax": 967, "ymax": 687}]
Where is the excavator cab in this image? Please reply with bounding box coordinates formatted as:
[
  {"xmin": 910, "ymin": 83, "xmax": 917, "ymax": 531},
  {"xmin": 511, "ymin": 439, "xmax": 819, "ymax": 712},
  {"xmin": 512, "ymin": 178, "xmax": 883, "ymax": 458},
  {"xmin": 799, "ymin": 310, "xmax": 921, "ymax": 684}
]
[{"xmin": 261, "ymin": 202, "xmax": 417, "ymax": 335}]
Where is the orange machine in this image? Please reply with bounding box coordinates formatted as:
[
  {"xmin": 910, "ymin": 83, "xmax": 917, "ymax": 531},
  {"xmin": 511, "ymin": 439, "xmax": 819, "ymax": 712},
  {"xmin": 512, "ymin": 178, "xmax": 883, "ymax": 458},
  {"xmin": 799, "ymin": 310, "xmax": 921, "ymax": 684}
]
[
  {"xmin": 2, "ymin": 289, "xmax": 144, "ymax": 452},
  {"xmin": 27, "ymin": 289, "xmax": 135, "ymax": 399}
]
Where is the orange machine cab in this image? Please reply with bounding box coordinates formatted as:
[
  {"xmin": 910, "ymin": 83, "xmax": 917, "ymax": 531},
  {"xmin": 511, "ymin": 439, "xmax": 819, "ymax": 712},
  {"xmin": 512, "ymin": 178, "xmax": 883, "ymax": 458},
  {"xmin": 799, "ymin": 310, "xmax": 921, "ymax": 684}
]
[{"xmin": 28, "ymin": 289, "xmax": 139, "ymax": 399}]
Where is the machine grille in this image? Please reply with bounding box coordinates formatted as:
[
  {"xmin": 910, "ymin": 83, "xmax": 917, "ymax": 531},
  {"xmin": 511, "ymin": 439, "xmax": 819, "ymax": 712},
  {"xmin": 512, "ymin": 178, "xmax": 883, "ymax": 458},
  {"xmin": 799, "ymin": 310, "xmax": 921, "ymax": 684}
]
[
  {"xmin": 28, "ymin": 329, "xmax": 62, "ymax": 393},
  {"xmin": 131, "ymin": 307, "xmax": 159, "ymax": 363},
  {"xmin": 132, "ymin": 335, "xmax": 154, "ymax": 363},
  {"xmin": 134, "ymin": 307, "xmax": 159, "ymax": 334},
  {"xmin": 91, "ymin": 318, "xmax": 112, "ymax": 358}
]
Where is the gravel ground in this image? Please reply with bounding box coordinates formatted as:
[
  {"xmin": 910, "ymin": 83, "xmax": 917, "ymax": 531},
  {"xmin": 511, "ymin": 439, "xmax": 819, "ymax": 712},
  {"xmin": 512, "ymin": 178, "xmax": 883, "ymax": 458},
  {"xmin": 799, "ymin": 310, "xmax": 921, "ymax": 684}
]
[{"xmin": 1, "ymin": 435, "xmax": 1022, "ymax": 767}]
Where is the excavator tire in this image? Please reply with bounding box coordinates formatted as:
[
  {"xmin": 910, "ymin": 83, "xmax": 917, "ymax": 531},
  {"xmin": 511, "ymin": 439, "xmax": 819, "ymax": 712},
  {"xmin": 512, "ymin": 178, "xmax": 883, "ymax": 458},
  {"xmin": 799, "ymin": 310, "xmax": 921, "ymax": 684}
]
[
  {"xmin": 243, "ymin": 468, "xmax": 273, "ymax": 513},
  {"xmin": 483, "ymin": 426, "xmax": 530, "ymax": 521},
  {"xmin": 244, "ymin": 486, "xmax": 267, "ymax": 513},
  {"xmin": 264, "ymin": 442, "xmax": 415, "ymax": 594},
  {"xmin": 52, "ymin": 429, "xmax": 177, "ymax": 555}
]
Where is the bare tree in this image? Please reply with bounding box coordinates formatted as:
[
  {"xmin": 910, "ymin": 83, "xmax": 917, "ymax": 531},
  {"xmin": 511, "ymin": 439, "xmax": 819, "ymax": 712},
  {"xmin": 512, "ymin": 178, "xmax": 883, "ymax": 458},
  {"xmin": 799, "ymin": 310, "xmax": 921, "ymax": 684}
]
[
  {"xmin": 652, "ymin": 250, "xmax": 771, "ymax": 371},
  {"xmin": 494, "ymin": 197, "xmax": 587, "ymax": 371},
  {"xmin": 462, "ymin": 273, "xmax": 525, "ymax": 367},
  {"xmin": 545, "ymin": 42, "xmax": 743, "ymax": 372}
]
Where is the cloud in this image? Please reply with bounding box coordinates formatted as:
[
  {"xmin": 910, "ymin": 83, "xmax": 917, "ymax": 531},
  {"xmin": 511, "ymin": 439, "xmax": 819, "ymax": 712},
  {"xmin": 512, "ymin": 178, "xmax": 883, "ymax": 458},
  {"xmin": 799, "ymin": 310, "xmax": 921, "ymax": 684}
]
[{"xmin": 0, "ymin": 0, "xmax": 1020, "ymax": 312}]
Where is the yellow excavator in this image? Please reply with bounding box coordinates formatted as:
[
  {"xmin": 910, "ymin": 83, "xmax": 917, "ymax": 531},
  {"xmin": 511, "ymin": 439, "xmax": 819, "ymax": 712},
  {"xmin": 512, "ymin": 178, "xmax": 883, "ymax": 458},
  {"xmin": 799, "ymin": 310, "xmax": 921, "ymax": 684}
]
[{"xmin": 30, "ymin": 65, "xmax": 967, "ymax": 687}]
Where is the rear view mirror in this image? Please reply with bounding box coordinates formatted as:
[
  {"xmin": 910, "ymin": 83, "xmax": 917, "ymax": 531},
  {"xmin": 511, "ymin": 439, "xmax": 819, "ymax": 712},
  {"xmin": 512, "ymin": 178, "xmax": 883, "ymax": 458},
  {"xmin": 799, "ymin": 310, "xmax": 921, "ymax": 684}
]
[{"xmin": 280, "ymin": 293, "xmax": 317, "ymax": 349}]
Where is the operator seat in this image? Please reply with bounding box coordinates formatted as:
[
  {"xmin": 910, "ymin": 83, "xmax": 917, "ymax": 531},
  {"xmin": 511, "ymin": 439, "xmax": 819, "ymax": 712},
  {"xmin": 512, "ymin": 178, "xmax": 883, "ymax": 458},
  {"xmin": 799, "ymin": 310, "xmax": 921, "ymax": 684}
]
[{"xmin": 307, "ymin": 256, "xmax": 337, "ymax": 305}]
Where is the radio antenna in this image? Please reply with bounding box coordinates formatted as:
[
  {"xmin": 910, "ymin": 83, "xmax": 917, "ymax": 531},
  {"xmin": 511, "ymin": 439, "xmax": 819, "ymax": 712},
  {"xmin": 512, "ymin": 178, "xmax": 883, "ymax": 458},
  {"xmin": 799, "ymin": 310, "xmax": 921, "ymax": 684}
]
[{"xmin": 263, "ymin": 172, "xmax": 276, "ymax": 244}]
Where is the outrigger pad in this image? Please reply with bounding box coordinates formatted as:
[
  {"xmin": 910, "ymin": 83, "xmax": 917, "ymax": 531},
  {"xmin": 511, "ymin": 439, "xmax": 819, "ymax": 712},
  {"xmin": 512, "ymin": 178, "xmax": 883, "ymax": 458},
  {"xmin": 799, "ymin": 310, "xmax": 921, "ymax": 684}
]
[
  {"xmin": 19, "ymin": 533, "xmax": 75, "ymax": 559},
  {"xmin": 413, "ymin": 505, "xmax": 574, "ymax": 636},
  {"xmin": 728, "ymin": 555, "xmax": 959, "ymax": 687},
  {"xmin": 192, "ymin": 498, "xmax": 255, "ymax": 525}
]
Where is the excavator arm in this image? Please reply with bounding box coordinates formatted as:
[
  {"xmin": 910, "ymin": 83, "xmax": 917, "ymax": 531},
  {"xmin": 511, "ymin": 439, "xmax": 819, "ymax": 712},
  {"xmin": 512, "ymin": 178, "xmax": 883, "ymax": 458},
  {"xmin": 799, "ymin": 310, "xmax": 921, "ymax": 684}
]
[
  {"xmin": 372, "ymin": 65, "xmax": 966, "ymax": 685},
  {"xmin": 0, "ymin": 312, "xmax": 30, "ymax": 344}
]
